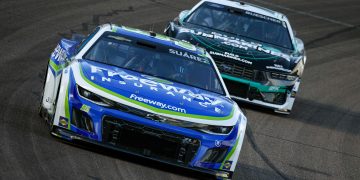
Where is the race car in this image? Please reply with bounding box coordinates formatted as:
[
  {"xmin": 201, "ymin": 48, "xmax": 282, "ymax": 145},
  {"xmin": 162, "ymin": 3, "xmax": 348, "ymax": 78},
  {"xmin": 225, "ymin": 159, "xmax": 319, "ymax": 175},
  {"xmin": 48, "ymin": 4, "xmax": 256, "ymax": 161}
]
[
  {"xmin": 39, "ymin": 24, "xmax": 247, "ymax": 179},
  {"xmin": 165, "ymin": 0, "xmax": 307, "ymax": 114}
]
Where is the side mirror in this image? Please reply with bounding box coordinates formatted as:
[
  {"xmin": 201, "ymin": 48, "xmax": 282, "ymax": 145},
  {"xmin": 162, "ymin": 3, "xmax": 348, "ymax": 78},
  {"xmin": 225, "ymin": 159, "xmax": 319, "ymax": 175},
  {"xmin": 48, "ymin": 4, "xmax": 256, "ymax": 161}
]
[
  {"xmin": 294, "ymin": 37, "xmax": 304, "ymax": 53},
  {"xmin": 179, "ymin": 10, "xmax": 190, "ymax": 24}
]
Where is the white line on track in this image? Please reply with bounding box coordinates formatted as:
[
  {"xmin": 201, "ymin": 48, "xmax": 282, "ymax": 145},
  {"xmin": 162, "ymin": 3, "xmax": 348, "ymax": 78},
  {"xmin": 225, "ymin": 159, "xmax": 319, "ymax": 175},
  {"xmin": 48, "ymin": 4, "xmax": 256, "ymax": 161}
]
[{"xmin": 252, "ymin": 0, "xmax": 357, "ymax": 28}]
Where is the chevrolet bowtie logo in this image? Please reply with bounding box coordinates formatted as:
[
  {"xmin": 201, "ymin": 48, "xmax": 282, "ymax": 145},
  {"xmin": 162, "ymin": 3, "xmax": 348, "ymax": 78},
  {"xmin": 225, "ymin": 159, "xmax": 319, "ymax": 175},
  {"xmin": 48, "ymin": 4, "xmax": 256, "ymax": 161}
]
[
  {"xmin": 219, "ymin": 64, "xmax": 233, "ymax": 72},
  {"xmin": 146, "ymin": 114, "xmax": 166, "ymax": 123}
]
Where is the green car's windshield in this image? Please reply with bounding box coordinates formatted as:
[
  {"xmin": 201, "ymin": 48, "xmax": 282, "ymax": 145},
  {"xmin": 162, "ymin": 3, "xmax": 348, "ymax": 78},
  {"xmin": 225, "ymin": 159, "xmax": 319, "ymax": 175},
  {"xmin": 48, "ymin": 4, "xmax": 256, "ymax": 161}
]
[
  {"xmin": 186, "ymin": 2, "xmax": 293, "ymax": 50},
  {"xmin": 84, "ymin": 32, "xmax": 225, "ymax": 95}
]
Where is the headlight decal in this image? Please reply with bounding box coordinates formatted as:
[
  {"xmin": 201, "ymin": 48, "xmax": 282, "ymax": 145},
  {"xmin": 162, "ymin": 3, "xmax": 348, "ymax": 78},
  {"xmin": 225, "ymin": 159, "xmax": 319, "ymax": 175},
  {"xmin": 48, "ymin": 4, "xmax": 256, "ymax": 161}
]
[
  {"xmin": 198, "ymin": 125, "xmax": 234, "ymax": 135},
  {"xmin": 77, "ymin": 85, "xmax": 115, "ymax": 107},
  {"xmin": 64, "ymin": 79, "xmax": 71, "ymax": 129}
]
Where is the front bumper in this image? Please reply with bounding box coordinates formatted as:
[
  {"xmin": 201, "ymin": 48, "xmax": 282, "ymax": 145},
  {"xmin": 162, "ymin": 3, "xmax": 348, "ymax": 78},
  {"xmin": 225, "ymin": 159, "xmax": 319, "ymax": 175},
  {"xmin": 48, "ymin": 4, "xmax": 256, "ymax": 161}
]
[
  {"xmin": 222, "ymin": 74, "xmax": 300, "ymax": 114},
  {"xmin": 51, "ymin": 127, "xmax": 233, "ymax": 179},
  {"xmin": 52, "ymin": 82, "xmax": 244, "ymax": 179}
]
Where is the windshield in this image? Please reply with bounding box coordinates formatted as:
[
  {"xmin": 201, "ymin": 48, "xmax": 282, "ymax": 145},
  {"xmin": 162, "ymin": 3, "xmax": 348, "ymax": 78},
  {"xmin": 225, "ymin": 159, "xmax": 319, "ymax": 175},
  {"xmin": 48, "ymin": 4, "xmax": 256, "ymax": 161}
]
[
  {"xmin": 84, "ymin": 32, "xmax": 225, "ymax": 95},
  {"xmin": 186, "ymin": 2, "xmax": 293, "ymax": 49}
]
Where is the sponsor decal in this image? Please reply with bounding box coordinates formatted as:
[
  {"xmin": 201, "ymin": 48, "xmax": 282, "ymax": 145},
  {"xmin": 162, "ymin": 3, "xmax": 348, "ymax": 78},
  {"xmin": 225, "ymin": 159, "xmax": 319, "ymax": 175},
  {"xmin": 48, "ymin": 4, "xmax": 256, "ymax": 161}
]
[
  {"xmin": 59, "ymin": 116, "xmax": 69, "ymax": 128},
  {"xmin": 169, "ymin": 49, "xmax": 209, "ymax": 64},
  {"xmin": 80, "ymin": 104, "xmax": 91, "ymax": 113},
  {"xmin": 223, "ymin": 161, "xmax": 233, "ymax": 170},
  {"xmin": 130, "ymin": 94, "xmax": 186, "ymax": 114},
  {"xmin": 81, "ymin": 65, "xmax": 236, "ymax": 121},
  {"xmin": 90, "ymin": 66, "xmax": 223, "ymax": 109},
  {"xmin": 188, "ymin": 29, "xmax": 291, "ymax": 61},
  {"xmin": 266, "ymin": 64, "xmax": 291, "ymax": 73},
  {"xmin": 210, "ymin": 51, "xmax": 252, "ymax": 65},
  {"xmin": 49, "ymin": 39, "xmax": 77, "ymax": 75},
  {"xmin": 51, "ymin": 44, "xmax": 68, "ymax": 63},
  {"xmin": 245, "ymin": 11, "xmax": 282, "ymax": 24},
  {"xmin": 269, "ymin": 86, "xmax": 280, "ymax": 91},
  {"xmin": 191, "ymin": 30, "xmax": 215, "ymax": 39}
]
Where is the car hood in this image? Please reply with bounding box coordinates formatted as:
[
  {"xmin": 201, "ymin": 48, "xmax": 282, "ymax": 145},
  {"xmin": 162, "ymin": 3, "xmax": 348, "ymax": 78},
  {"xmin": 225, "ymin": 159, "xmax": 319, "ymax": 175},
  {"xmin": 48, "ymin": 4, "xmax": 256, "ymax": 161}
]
[
  {"xmin": 71, "ymin": 60, "xmax": 240, "ymax": 126},
  {"xmin": 175, "ymin": 23, "xmax": 299, "ymax": 74}
]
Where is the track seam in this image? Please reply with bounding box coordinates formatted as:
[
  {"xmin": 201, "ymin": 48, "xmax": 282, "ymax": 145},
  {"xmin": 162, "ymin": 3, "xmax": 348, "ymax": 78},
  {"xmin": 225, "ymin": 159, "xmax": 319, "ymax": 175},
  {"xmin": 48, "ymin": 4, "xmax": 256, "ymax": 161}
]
[
  {"xmin": 254, "ymin": 131, "xmax": 360, "ymax": 159},
  {"xmin": 252, "ymin": 0, "xmax": 357, "ymax": 28},
  {"xmin": 246, "ymin": 125, "xmax": 289, "ymax": 180},
  {"xmin": 306, "ymin": 25, "xmax": 360, "ymax": 49}
]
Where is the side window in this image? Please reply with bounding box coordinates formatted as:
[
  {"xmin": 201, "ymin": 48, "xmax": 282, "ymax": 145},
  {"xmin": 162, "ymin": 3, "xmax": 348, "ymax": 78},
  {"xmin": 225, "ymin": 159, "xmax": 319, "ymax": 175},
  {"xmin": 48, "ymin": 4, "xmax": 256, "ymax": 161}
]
[{"xmin": 76, "ymin": 27, "xmax": 101, "ymax": 53}]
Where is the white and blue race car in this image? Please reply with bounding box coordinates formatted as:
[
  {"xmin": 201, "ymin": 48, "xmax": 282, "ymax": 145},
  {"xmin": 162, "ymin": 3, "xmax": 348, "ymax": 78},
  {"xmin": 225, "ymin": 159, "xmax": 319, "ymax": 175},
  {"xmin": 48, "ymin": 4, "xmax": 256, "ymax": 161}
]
[{"xmin": 39, "ymin": 24, "xmax": 247, "ymax": 179}]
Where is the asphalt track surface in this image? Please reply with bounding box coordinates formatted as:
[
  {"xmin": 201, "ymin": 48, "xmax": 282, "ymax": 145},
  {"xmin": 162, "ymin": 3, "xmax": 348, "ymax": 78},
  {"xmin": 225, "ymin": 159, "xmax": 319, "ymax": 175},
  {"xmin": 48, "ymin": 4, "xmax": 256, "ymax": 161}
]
[{"xmin": 0, "ymin": 0, "xmax": 360, "ymax": 179}]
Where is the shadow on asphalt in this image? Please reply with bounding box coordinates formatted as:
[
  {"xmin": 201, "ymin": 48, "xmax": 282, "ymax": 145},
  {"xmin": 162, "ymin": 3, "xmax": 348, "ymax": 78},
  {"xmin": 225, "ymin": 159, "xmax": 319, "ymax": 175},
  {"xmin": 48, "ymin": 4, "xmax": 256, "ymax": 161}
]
[
  {"xmin": 56, "ymin": 138, "xmax": 214, "ymax": 180},
  {"xmin": 237, "ymin": 162, "xmax": 302, "ymax": 180},
  {"xmin": 55, "ymin": 135, "xmax": 300, "ymax": 180},
  {"xmin": 234, "ymin": 97, "xmax": 360, "ymax": 135}
]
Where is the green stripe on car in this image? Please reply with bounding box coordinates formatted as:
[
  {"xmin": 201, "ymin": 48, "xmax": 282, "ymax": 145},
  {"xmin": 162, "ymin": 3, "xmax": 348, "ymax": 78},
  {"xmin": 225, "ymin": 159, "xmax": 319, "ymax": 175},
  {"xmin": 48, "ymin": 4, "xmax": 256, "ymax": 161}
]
[
  {"xmin": 220, "ymin": 137, "xmax": 239, "ymax": 169},
  {"xmin": 49, "ymin": 59, "xmax": 60, "ymax": 72},
  {"xmin": 64, "ymin": 81, "xmax": 71, "ymax": 129},
  {"xmin": 49, "ymin": 58, "xmax": 67, "ymax": 75},
  {"xmin": 191, "ymin": 35, "xmax": 277, "ymax": 60},
  {"xmin": 79, "ymin": 65, "xmax": 235, "ymax": 121},
  {"xmin": 221, "ymin": 74, "xmax": 287, "ymax": 93}
]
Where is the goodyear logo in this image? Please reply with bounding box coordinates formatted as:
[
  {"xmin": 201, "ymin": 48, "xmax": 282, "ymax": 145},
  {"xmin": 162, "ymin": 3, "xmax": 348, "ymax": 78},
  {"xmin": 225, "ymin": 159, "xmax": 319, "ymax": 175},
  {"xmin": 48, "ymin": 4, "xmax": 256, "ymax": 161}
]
[
  {"xmin": 223, "ymin": 161, "xmax": 233, "ymax": 170},
  {"xmin": 59, "ymin": 116, "xmax": 69, "ymax": 128}
]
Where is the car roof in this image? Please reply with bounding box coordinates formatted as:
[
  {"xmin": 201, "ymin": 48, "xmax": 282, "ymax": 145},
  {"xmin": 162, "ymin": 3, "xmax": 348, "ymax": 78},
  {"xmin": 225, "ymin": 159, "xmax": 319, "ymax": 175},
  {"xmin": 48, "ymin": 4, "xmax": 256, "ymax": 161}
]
[
  {"xmin": 201, "ymin": 0, "xmax": 289, "ymax": 22},
  {"xmin": 100, "ymin": 24, "xmax": 207, "ymax": 57}
]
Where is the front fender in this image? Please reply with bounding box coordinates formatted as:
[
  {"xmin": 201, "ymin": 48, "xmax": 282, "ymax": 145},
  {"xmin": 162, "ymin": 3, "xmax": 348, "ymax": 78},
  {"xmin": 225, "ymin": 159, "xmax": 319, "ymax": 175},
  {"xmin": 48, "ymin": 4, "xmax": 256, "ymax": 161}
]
[{"xmin": 42, "ymin": 39, "xmax": 78, "ymax": 115}]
